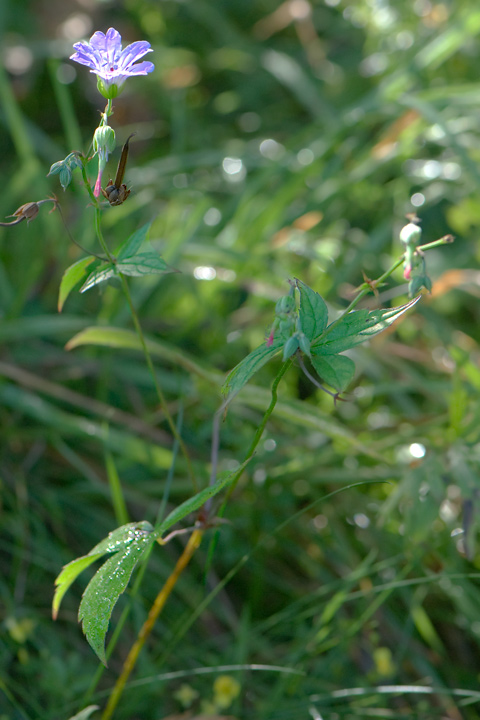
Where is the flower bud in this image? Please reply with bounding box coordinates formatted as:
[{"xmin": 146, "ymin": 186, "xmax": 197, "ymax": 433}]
[
  {"xmin": 283, "ymin": 335, "xmax": 300, "ymax": 360},
  {"xmin": 298, "ymin": 332, "xmax": 311, "ymax": 357},
  {"xmin": 266, "ymin": 323, "xmax": 277, "ymax": 347},
  {"xmin": 93, "ymin": 125, "xmax": 116, "ymax": 156},
  {"xmin": 1, "ymin": 197, "xmax": 57, "ymax": 227},
  {"xmin": 48, "ymin": 152, "xmax": 83, "ymax": 190},
  {"xmin": 275, "ymin": 294, "xmax": 296, "ymax": 318},
  {"xmin": 399, "ymin": 222, "xmax": 422, "ymax": 247},
  {"xmin": 409, "ymin": 274, "xmax": 432, "ymax": 296},
  {"xmin": 93, "ymin": 125, "xmax": 116, "ymax": 198},
  {"xmin": 9, "ymin": 202, "xmax": 39, "ymax": 223},
  {"xmin": 65, "ymin": 152, "xmax": 83, "ymax": 171},
  {"xmin": 48, "ymin": 161, "xmax": 72, "ymax": 190}
]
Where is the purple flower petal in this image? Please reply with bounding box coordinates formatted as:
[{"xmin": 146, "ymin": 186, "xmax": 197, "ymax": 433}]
[
  {"xmin": 121, "ymin": 61, "xmax": 155, "ymax": 77},
  {"xmin": 118, "ymin": 41, "xmax": 153, "ymax": 69},
  {"xmin": 69, "ymin": 26, "xmax": 154, "ymax": 94},
  {"xmin": 90, "ymin": 29, "xmax": 122, "ymax": 62},
  {"xmin": 70, "ymin": 43, "xmax": 100, "ymax": 70}
]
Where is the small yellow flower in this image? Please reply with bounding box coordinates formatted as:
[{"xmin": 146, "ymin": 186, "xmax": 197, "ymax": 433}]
[
  {"xmin": 5, "ymin": 616, "xmax": 36, "ymax": 644},
  {"xmin": 200, "ymin": 699, "xmax": 217, "ymax": 715},
  {"xmin": 373, "ymin": 646, "xmax": 395, "ymax": 677},
  {"xmin": 213, "ymin": 674, "xmax": 241, "ymax": 710},
  {"xmin": 173, "ymin": 683, "xmax": 199, "ymax": 708}
]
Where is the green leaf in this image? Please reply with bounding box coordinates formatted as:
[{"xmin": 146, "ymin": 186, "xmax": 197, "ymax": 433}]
[
  {"xmin": 67, "ymin": 705, "xmax": 99, "ymax": 720},
  {"xmin": 53, "ymin": 553, "xmax": 104, "ymax": 620},
  {"xmin": 156, "ymin": 460, "xmax": 250, "ymax": 537},
  {"xmin": 59, "ymin": 466, "xmax": 246, "ymax": 665},
  {"xmin": 53, "ymin": 522, "xmax": 154, "ymax": 621},
  {"xmin": 312, "ymin": 296, "xmax": 421, "ymax": 355},
  {"xmin": 297, "ymin": 280, "xmax": 328, "ymax": 341},
  {"xmin": 310, "ymin": 353, "xmax": 355, "ymax": 392},
  {"xmin": 80, "ymin": 263, "xmax": 117, "ymax": 292},
  {"xmin": 79, "ymin": 252, "xmax": 173, "ymax": 291},
  {"xmin": 116, "ymin": 252, "xmax": 171, "ymax": 277},
  {"xmin": 78, "ymin": 462, "xmax": 243, "ymax": 666},
  {"xmin": 0, "ymin": 315, "xmax": 88, "ymax": 343},
  {"xmin": 66, "ymin": 327, "xmax": 143, "ymax": 352},
  {"xmin": 58, "ymin": 256, "xmax": 96, "ymax": 312},
  {"xmin": 116, "ymin": 222, "xmax": 151, "ymax": 260},
  {"xmin": 64, "ymin": 326, "xmax": 219, "ymax": 384},
  {"xmin": 222, "ymin": 339, "xmax": 284, "ymax": 398},
  {"xmin": 88, "ymin": 520, "xmax": 155, "ymax": 555},
  {"xmin": 312, "ymin": 309, "xmax": 369, "ymax": 355},
  {"xmin": 79, "ymin": 524, "xmax": 155, "ymax": 665}
]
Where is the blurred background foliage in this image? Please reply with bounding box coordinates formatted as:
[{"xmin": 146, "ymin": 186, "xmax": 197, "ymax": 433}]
[{"xmin": 2, "ymin": 0, "xmax": 480, "ymax": 718}]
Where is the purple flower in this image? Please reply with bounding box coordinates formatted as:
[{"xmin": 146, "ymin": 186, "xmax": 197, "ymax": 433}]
[{"xmin": 70, "ymin": 27, "xmax": 154, "ymax": 98}]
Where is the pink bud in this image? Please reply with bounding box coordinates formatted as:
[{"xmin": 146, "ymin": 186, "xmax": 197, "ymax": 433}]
[
  {"xmin": 266, "ymin": 329, "xmax": 275, "ymax": 347},
  {"xmin": 93, "ymin": 169, "xmax": 103, "ymax": 197}
]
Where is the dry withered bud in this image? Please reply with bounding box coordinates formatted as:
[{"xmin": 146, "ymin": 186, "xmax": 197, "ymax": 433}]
[
  {"xmin": 0, "ymin": 197, "xmax": 58, "ymax": 227},
  {"xmin": 101, "ymin": 133, "xmax": 135, "ymax": 206}
]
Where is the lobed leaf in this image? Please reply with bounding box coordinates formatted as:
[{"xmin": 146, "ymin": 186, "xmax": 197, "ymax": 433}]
[
  {"xmin": 52, "ymin": 522, "xmax": 154, "ymax": 621},
  {"xmin": 116, "ymin": 252, "xmax": 171, "ymax": 277},
  {"xmin": 77, "ymin": 464, "xmax": 245, "ymax": 666},
  {"xmin": 58, "ymin": 256, "xmax": 97, "ymax": 312},
  {"xmin": 116, "ymin": 222, "xmax": 151, "ymax": 260},
  {"xmin": 79, "ymin": 249, "xmax": 172, "ymax": 292},
  {"xmin": 64, "ymin": 326, "xmax": 218, "ymax": 384},
  {"xmin": 80, "ymin": 263, "xmax": 116, "ymax": 293},
  {"xmin": 53, "ymin": 553, "xmax": 104, "ymax": 621},
  {"xmin": 222, "ymin": 338, "xmax": 284, "ymax": 399},
  {"xmin": 312, "ymin": 296, "xmax": 421, "ymax": 355},
  {"xmin": 310, "ymin": 353, "xmax": 356, "ymax": 392},
  {"xmin": 155, "ymin": 459, "xmax": 250, "ymax": 537},
  {"xmin": 79, "ymin": 524, "xmax": 155, "ymax": 665},
  {"xmin": 297, "ymin": 280, "xmax": 328, "ymax": 341}
]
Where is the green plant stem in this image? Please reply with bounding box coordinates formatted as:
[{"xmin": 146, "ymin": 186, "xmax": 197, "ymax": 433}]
[
  {"xmin": 100, "ymin": 359, "xmax": 290, "ymax": 716},
  {"xmin": 83, "ymin": 194, "xmax": 197, "ymax": 489},
  {"xmin": 217, "ymin": 359, "xmax": 292, "ymax": 507},
  {"xmin": 156, "ymin": 482, "xmax": 386, "ymax": 672},
  {"xmin": 243, "ymin": 360, "xmax": 292, "ymax": 463},
  {"xmin": 93, "ymin": 207, "xmax": 114, "ymax": 259},
  {"xmin": 80, "ymin": 163, "xmax": 98, "ymax": 207},
  {"xmin": 101, "ymin": 529, "xmax": 204, "ymax": 720},
  {"xmin": 205, "ymin": 358, "xmax": 291, "ymax": 571},
  {"xmin": 118, "ymin": 273, "xmax": 197, "ymax": 491},
  {"xmin": 322, "ymin": 234, "xmax": 453, "ymax": 338}
]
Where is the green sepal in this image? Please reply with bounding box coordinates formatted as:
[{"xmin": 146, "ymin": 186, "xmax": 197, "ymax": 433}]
[
  {"xmin": 97, "ymin": 77, "xmax": 120, "ymax": 99},
  {"xmin": 283, "ymin": 335, "xmax": 300, "ymax": 360}
]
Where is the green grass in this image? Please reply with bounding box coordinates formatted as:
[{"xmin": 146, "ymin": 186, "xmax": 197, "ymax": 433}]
[{"xmin": 2, "ymin": 1, "xmax": 480, "ymax": 718}]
